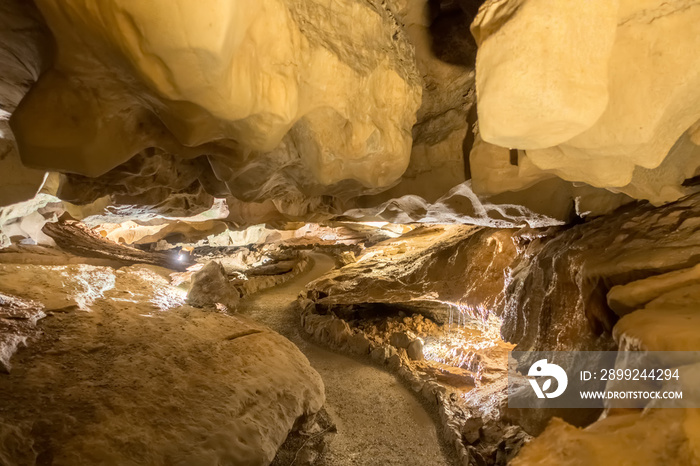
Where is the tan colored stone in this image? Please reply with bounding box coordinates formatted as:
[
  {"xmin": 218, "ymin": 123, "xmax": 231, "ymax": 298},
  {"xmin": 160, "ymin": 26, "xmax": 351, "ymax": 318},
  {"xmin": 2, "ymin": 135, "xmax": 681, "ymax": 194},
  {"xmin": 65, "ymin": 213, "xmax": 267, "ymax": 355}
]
[
  {"xmin": 608, "ymin": 264, "xmax": 700, "ymax": 315},
  {"xmin": 11, "ymin": 0, "xmax": 421, "ymax": 194},
  {"xmin": 469, "ymin": 135, "xmax": 554, "ymax": 196},
  {"xmin": 187, "ymin": 261, "xmax": 239, "ymax": 310},
  {"xmin": 473, "ymin": 0, "xmax": 619, "ymax": 149},
  {"xmin": 474, "ymin": 0, "xmax": 700, "ymax": 205},
  {"xmin": 512, "ymin": 411, "xmax": 698, "ymax": 466}
]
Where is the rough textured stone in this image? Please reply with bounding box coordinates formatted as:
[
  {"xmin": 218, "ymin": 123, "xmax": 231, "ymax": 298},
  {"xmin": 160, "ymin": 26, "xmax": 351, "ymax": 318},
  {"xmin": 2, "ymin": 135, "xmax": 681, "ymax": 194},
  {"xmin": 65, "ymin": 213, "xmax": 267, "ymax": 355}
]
[
  {"xmin": 461, "ymin": 417, "xmax": 483, "ymax": 445},
  {"xmin": 512, "ymin": 411, "xmax": 698, "ymax": 466},
  {"xmin": 613, "ymin": 283, "xmax": 700, "ymax": 352},
  {"xmin": 0, "ymin": 293, "xmax": 44, "ymax": 373},
  {"xmin": 607, "ymin": 263, "xmax": 700, "ymax": 316},
  {"xmin": 0, "ymin": 263, "xmax": 325, "ymax": 466},
  {"xmin": 407, "ymin": 338, "xmax": 424, "ymax": 360},
  {"xmin": 10, "ymin": 0, "xmax": 421, "ymax": 199},
  {"xmin": 472, "ymin": 0, "xmax": 619, "ymax": 149},
  {"xmin": 347, "ymin": 332, "xmax": 371, "ymax": 355},
  {"xmin": 390, "ymin": 331, "xmax": 415, "ymax": 349},
  {"xmin": 469, "ymin": 133, "xmax": 632, "ymax": 220},
  {"xmin": 187, "ymin": 261, "xmax": 239, "ymax": 310},
  {"xmin": 370, "ymin": 345, "xmax": 391, "ymax": 364},
  {"xmin": 0, "ymin": 0, "xmax": 48, "ymax": 207}
]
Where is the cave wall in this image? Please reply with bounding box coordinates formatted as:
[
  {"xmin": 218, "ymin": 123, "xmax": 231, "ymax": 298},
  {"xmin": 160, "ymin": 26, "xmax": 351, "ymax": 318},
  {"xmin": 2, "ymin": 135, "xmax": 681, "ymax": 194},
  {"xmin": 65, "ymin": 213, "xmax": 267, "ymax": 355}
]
[{"xmin": 306, "ymin": 191, "xmax": 700, "ymax": 354}]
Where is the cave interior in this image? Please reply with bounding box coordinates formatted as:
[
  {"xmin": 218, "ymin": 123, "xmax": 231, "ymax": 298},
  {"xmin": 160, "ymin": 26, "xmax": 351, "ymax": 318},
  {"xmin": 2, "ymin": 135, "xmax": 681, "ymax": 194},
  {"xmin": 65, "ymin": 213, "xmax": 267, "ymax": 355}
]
[{"xmin": 1, "ymin": 0, "xmax": 700, "ymax": 465}]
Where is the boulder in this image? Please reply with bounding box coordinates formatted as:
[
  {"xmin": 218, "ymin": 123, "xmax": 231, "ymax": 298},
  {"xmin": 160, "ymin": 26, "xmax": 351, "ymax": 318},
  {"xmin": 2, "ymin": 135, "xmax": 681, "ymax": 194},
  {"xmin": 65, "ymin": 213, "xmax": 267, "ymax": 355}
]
[
  {"xmin": 0, "ymin": 264, "xmax": 325, "ymax": 466},
  {"xmin": 186, "ymin": 261, "xmax": 239, "ymax": 310},
  {"xmin": 472, "ymin": 0, "xmax": 619, "ymax": 149},
  {"xmin": 390, "ymin": 331, "xmax": 415, "ymax": 349},
  {"xmin": 407, "ymin": 338, "xmax": 424, "ymax": 361}
]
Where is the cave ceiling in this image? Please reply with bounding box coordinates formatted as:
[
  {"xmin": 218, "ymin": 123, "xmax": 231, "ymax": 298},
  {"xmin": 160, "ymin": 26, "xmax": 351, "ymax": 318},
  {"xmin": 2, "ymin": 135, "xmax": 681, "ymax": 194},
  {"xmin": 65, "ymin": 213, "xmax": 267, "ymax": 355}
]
[{"xmin": 1, "ymin": 0, "xmax": 699, "ymax": 229}]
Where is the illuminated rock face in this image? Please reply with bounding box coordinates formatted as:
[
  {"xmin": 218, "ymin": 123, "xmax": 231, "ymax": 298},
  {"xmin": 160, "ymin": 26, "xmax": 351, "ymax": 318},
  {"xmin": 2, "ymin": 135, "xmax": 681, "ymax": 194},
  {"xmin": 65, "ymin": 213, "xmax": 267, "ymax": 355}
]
[
  {"xmin": 0, "ymin": 263, "xmax": 325, "ymax": 465},
  {"xmin": 472, "ymin": 0, "xmax": 619, "ymax": 150},
  {"xmin": 474, "ymin": 0, "xmax": 700, "ymax": 205},
  {"xmin": 187, "ymin": 261, "xmax": 240, "ymax": 310},
  {"xmin": 10, "ymin": 0, "xmax": 421, "ymax": 195},
  {"xmin": 308, "ymin": 191, "xmax": 700, "ymax": 357},
  {"xmin": 0, "ymin": 0, "xmax": 644, "ymax": 225},
  {"xmin": 512, "ymin": 411, "xmax": 699, "ymax": 466}
]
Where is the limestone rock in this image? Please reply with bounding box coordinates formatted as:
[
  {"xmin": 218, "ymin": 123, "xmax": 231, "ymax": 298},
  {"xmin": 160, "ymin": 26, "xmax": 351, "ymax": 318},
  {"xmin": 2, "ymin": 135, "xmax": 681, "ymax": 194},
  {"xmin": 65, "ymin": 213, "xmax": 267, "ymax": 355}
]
[
  {"xmin": 0, "ymin": 263, "xmax": 325, "ymax": 466},
  {"xmin": 10, "ymin": 0, "xmax": 421, "ymax": 201},
  {"xmin": 461, "ymin": 417, "xmax": 483, "ymax": 444},
  {"xmin": 347, "ymin": 332, "xmax": 371, "ymax": 355},
  {"xmin": 308, "ymin": 191, "xmax": 700, "ymax": 355},
  {"xmin": 327, "ymin": 318, "xmax": 353, "ymax": 347},
  {"xmin": 0, "ymin": 293, "xmax": 45, "ymax": 372},
  {"xmin": 187, "ymin": 261, "xmax": 239, "ymax": 310},
  {"xmin": 344, "ymin": 181, "xmax": 566, "ymax": 228},
  {"xmin": 470, "ymin": 135, "xmax": 554, "ymax": 197},
  {"xmin": 304, "ymin": 226, "xmax": 521, "ymax": 328},
  {"xmin": 0, "ymin": 193, "xmax": 64, "ymax": 248},
  {"xmin": 474, "ymin": 0, "xmax": 700, "ymax": 205},
  {"xmin": 390, "ymin": 331, "xmax": 415, "ymax": 349},
  {"xmin": 0, "ymin": 136, "xmax": 45, "ymax": 208},
  {"xmin": 691, "ymin": 119, "xmax": 700, "ymax": 145},
  {"xmin": 607, "ymin": 263, "xmax": 700, "ymax": 316},
  {"xmin": 387, "ymin": 350, "xmax": 403, "ymax": 370},
  {"xmin": 613, "ymin": 285, "xmax": 700, "ymax": 352},
  {"xmin": 468, "ymin": 133, "xmax": 633, "ymax": 220},
  {"xmin": 407, "ymin": 338, "xmax": 424, "ymax": 361},
  {"xmin": 472, "ymin": 0, "xmax": 619, "ymax": 149},
  {"xmin": 512, "ymin": 411, "xmax": 698, "ymax": 466},
  {"xmin": 0, "ymin": 0, "xmax": 49, "ymax": 207},
  {"xmin": 370, "ymin": 345, "xmax": 391, "ymax": 364},
  {"xmin": 362, "ymin": 0, "xmax": 477, "ymax": 205}
]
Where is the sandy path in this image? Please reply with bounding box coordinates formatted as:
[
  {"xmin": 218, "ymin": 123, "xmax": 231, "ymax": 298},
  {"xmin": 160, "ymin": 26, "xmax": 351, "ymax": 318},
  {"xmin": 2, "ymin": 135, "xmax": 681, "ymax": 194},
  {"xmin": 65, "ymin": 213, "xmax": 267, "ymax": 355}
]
[{"xmin": 239, "ymin": 253, "xmax": 455, "ymax": 466}]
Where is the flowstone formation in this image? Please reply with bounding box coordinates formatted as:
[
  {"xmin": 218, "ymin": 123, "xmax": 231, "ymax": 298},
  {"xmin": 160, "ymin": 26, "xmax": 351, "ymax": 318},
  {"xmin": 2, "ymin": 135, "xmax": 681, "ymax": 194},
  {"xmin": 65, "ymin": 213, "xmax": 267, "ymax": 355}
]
[{"xmin": 299, "ymin": 192, "xmax": 700, "ymax": 464}]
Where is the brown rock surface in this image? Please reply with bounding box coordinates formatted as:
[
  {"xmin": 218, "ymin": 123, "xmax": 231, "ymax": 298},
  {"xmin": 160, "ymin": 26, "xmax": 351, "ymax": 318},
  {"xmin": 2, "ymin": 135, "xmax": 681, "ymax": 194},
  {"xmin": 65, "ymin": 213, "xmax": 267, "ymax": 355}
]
[{"xmin": 0, "ymin": 262, "xmax": 324, "ymax": 465}]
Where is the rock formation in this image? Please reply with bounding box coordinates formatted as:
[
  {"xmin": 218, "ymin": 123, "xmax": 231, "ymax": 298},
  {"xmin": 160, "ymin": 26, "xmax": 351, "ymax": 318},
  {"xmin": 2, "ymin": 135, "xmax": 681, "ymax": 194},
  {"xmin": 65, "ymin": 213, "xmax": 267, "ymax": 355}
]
[
  {"xmin": 2, "ymin": 0, "xmax": 700, "ymax": 465},
  {"xmin": 0, "ymin": 261, "xmax": 325, "ymax": 465},
  {"xmin": 187, "ymin": 260, "xmax": 240, "ymax": 310},
  {"xmin": 474, "ymin": 0, "xmax": 700, "ymax": 205},
  {"xmin": 8, "ymin": 0, "xmax": 421, "ymax": 206}
]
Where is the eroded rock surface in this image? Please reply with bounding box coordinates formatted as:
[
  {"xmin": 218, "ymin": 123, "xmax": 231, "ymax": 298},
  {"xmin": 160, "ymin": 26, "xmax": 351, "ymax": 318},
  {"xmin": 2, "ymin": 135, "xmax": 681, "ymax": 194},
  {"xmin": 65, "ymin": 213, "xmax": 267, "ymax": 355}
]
[
  {"xmin": 0, "ymin": 293, "xmax": 45, "ymax": 373},
  {"xmin": 512, "ymin": 410, "xmax": 699, "ymax": 466},
  {"xmin": 187, "ymin": 260, "xmax": 240, "ymax": 310},
  {"xmin": 10, "ymin": 0, "xmax": 421, "ymax": 199},
  {"xmin": 0, "ymin": 0, "xmax": 48, "ymax": 207},
  {"xmin": 0, "ymin": 262, "xmax": 324, "ymax": 466},
  {"xmin": 474, "ymin": 0, "xmax": 700, "ymax": 205}
]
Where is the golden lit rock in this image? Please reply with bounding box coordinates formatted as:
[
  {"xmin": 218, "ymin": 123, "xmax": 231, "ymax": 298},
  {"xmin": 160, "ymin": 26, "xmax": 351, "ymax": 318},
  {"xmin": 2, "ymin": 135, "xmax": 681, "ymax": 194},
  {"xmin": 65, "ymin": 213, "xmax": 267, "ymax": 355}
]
[
  {"xmin": 11, "ymin": 0, "xmax": 421, "ymax": 193},
  {"xmin": 474, "ymin": 0, "xmax": 700, "ymax": 204},
  {"xmin": 472, "ymin": 0, "xmax": 619, "ymax": 149}
]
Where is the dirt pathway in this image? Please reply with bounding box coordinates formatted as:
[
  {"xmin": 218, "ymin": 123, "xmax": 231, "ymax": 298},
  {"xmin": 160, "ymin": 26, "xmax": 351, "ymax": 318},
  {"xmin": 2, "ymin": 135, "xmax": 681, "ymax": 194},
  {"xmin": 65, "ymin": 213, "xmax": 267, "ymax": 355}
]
[{"xmin": 239, "ymin": 253, "xmax": 455, "ymax": 466}]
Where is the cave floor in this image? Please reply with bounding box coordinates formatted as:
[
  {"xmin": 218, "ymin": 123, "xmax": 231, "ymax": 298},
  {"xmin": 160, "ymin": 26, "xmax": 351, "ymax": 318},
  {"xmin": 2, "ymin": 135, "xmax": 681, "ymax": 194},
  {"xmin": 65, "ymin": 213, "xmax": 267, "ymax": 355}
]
[{"xmin": 238, "ymin": 253, "xmax": 456, "ymax": 466}]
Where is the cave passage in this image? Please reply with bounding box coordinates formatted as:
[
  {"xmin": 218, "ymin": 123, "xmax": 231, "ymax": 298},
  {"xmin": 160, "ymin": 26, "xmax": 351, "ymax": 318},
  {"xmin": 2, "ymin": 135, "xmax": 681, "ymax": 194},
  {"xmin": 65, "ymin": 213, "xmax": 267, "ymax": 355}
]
[{"xmin": 2, "ymin": 0, "xmax": 700, "ymax": 465}]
